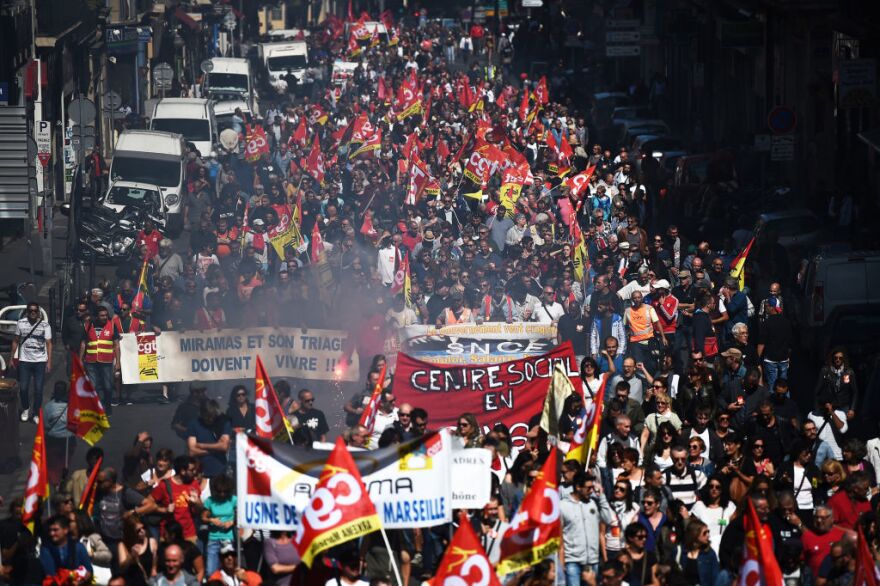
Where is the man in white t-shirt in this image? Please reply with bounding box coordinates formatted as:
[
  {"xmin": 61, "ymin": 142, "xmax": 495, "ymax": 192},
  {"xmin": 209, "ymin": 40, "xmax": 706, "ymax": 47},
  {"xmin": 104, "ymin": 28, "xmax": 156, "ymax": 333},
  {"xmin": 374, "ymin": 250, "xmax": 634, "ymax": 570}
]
[
  {"xmin": 532, "ymin": 286, "xmax": 565, "ymax": 324},
  {"xmin": 325, "ymin": 549, "xmax": 369, "ymax": 586},
  {"xmin": 10, "ymin": 302, "xmax": 52, "ymax": 423},
  {"xmin": 370, "ymin": 391, "xmax": 399, "ymax": 447}
]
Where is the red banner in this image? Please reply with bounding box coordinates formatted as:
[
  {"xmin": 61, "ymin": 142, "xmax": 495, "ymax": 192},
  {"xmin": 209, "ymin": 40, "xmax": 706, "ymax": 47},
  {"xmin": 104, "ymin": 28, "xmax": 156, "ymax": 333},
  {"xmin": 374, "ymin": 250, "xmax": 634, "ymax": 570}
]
[{"xmin": 392, "ymin": 344, "xmax": 578, "ymax": 447}]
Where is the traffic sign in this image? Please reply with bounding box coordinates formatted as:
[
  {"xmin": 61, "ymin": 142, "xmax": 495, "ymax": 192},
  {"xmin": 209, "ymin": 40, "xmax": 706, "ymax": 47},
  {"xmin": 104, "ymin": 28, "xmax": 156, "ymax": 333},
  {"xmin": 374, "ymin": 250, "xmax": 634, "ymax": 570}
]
[
  {"xmin": 522, "ymin": 0, "xmax": 543, "ymax": 6},
  {"xmin": 68, "ymin": 97, "xmax": 96, "ymax": 125},
  {"xmin": 154, "ymin": 63, "xmax": 174, "ymax": 83},
  {"xmin": 606, "ymin": 45, "xmax": 640, "ymax": 57},
  {"xmin": 200, "ymin": 59, "xmax": 214, "ymax": 74},
  {"xmin": 770, "ymin": 135, "xmax": 795, "ymax": 161},
  {"xmin": 35, "ymin": 120, "xmax": 51, "ymax": 167},
  {"xmin": 606, "ymin": 31, "xmax": 640, "ymax": 43},
  {"xmin": 767, "ymin": 106, "xmax": 797, "ymax": 134},
  {"xmin": 103, "ymin": 91, "xmax": 122, "ymax": 111}
]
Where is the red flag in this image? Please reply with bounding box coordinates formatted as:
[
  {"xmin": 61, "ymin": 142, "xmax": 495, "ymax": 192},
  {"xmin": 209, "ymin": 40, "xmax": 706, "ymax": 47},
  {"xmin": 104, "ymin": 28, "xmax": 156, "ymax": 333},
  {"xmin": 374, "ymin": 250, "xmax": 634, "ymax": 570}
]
[
  {"xmin": 436, "ymin": 138, "xmax": 450, "ymax": 163},
  {"xmin": 497, "ymin": 447, "xmax": 561, "ymax": 574},
  {"xmin": 244, "ymin": 124, "xmax": 270, "ymax": 163},
  {"xmin": 545, "ymin": 129, "xmax": 558, "ymax": 154},
  {"xmin": 347, "ymin": 33, "xmax": 362, "ymax": 58},
  {"xmin": 377, "ymin": 76, "xmax": 387, "ymax": 101},
  {"xmin": 856, "ymin": 525, "xmax": 880, "ymax": 586},
  {"xmin": 559, "ymin": 134, "xmax": 573, "ymax": 161},
  {"xmin": 22, "ymin": 409, "xmax": 48, "ymax": 533},
  {"xmin": 357, "ymin": 364, "xmax": 387, "ymax": 447},
  {"xmin": 311, "ymin": 221, "xmax": 324, "ymax": 264},
  {"xmin": 379, "ymin": 9, "xmax": 394, "ymax": 30},
  {"xmin": 67, "ymin": 353, "xmax": 110, "ymax": 445},
  {"xmin": 565, "ymin": 165, "xmax": 597, "ymax": 199},
  {"xmin": 496, "ymin": 90, "xmax": 506, "ymax": 109},
  {"xmin": 423, "ymin": 93, "xmax": 432, "ymax": 123},
  {"xmin": 406, "ymin": 156, "xmax": 433, "ymax": 205},
  {"xmin": 740, "ymin": 499, "xmax": 785, "ymax": 586},
  {"xmin": 346, "ymin": 0, "xmax": 353, "ymax": 21},
  {"xmin": 254, "ymin": 356, "xmax": 290, "ymax": 439},
  {"xmin": 390, "ymin": 254, "xmax": 408, "ymax": 295},
  {"xmin": 293, "ymin": 437, "xmax": 381, "ymax": 566},
  {"xmin": 535, "ymin": 75, "xmax": 549, "ymax": 105},
  {"xmin": 305, "ymin": 135, "xmax": 325, "ymax": 184},
  {"xmin": 292, "ymin": 117, "xmax": 307, "ymax": 147},
  {"xmin": 78, "ymin": 456, "xmax": 103, "ymax": 516},
  {"xmin": 567, "ymin": 373, "xmax": 607, "ymax": 464},
  {"xmin": 360, "ymin": 210, "xmax": 377, "ymax": 239},
  {"xmin": 433, "ymin": 512, "xmax": 502, "ymax": 586}
]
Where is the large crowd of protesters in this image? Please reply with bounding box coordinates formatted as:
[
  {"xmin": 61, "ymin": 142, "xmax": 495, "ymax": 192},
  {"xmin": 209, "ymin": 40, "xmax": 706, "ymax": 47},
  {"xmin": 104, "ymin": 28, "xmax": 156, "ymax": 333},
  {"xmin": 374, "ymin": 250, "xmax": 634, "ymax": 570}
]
[{"xmin": 5, "ymin": 6, "xmax": 878, "ymax": 586}]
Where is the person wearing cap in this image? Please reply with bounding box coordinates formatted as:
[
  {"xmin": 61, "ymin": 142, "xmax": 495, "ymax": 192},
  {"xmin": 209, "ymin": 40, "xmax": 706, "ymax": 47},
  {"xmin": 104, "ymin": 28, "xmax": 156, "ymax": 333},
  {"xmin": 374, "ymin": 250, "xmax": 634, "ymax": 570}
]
[
  {"xmin": 207, "ymin": 543, "xmax": 262, "ymax": 585},
  {"xmin": 719, "ymin": 347, "xmax": 746, "ymax": 388},
  {"xmin": 650, "ymin": 279, "xmax": 678, "ymax": 340},
  {"xmin": 437, "ymin": 290, "xmax": 473, "ymax": 326}
]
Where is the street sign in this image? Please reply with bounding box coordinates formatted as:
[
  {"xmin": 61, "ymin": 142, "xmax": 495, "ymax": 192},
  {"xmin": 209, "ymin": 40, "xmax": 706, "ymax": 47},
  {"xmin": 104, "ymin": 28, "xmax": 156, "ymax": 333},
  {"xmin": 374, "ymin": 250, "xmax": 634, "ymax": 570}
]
[
  {"xmin": 103, "ymin": 91, "xmax": 122, "ymax": 111},
  {"xmin": 770, "ymin": 135, "xmax": 795, "ymax": 162},
  {"xmin": 838, "ymin": 59, "xmax": 877, "ymax": 109},
  {"xmin": 606, "ymin": 31, "xmax": 640, "ymax": 43},
  {"xmin": 154, "ymin": 63, "xmax": 174, "ymax": 81},
  {"xmin": 767, "ymin": 106, "xmax": 797, "ymax": 134},
  {"xmin": 35, "ymin": 120, "xmax": 51, "ymax": 167},
  {"xmin": 200, "ymin": 59, "xmax": 214, "ymax": 74},
  {"xmin": 68, "ymin": 97, "xmax": 96, "ymax": 125},
  {"xmin": 606, "ymin": 45, "xmax": 640, "ymax": 57},
  {"xmin": 522, "ymin": 0, "xmax": 543, "ymax": 6}
]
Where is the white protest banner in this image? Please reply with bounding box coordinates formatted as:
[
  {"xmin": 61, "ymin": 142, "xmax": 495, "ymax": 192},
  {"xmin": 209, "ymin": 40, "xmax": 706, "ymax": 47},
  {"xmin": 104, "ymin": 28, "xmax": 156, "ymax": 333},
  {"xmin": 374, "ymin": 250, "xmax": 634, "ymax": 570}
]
[
  {"xmin": 398, "ymin": 322, "xmax": 557, "ymax": 365},
  {"xmin": 237, "ymin": 430, "xmax": 452, "ymax": 530},
  {"xmin": 118, "ymin": 327, "xmax": 359, "ymax": 384},
  {"xmin": 450, "ymin": 447, "xmax": 492, "ymax": 509}
]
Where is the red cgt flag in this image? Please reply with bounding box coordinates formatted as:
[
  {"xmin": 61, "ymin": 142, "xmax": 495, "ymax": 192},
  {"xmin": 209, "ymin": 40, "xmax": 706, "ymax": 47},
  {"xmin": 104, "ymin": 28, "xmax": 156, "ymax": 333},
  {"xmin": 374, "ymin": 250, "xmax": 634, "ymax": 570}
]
[
  {"xmin": 357, "ymin": 364, "xmax": 387, "ymax": 447},
  {"xmin": 294, "ymin": 437, "xmax": 382, "ymax": 566},
  {"xmin": 535, "ymin": 75, "xmax": 549, "ymax": 105},
  {"xmin": 78, "ymin": 456, "xmax": 103, "ymax": 516},
  {"xmin": 304, "ymin": 135, "xmax": 325, "ymax": 185},
  {"xmin": 496, "ymin": 447, "xmax": 561, "ymax": 574},
  {"xmin": 565, "ymin": 165, "xmax": 597, "ymax": 200},
  {"xmin": 254, "ymin": 356, "xmax": 290, "ymax": 439},
  {"xmin": 22, "ymin": 409, "xmax": 49, "ymax": 533},
  {"xmin": 856, "ymin": 525, "xmax": 880, "ymax": 586},
  {"xmin": 68, "ymin": 353, "xmax": 110, "ymax": 445},
  {"xmin": 432, "ymin": 511, "xmax": 501, "ymax": 586},
  {"xmin": 740, "ymin": 498, "xmax": 784, "ymax": 586}
]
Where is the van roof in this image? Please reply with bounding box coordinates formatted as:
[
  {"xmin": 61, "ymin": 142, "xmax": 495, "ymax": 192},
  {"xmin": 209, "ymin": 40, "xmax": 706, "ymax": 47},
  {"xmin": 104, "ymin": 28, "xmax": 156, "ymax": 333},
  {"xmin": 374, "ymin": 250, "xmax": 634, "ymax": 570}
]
[
  {"xmin": 213, "ymin": 100, "xmax": 250, "ymax": 116},
  {"xmin": 209, "ymin": 58, "xmax": 250, "ymax": 75},
  {"xmin": 115, "ymin": 130, "xmax": 184, "ymax": 156},
  {"xmin": 261, "ymin": 41, "xmax": 307, "ymax": 55},
  {"xmin": 153, "ymin": 98, "xmax": 210, "ymax": 118}
]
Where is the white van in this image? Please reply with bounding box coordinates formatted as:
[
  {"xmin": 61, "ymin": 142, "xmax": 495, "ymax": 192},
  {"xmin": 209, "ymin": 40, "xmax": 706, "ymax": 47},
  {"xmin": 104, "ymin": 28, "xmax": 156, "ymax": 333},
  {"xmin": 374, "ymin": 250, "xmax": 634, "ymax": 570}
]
[
  {"xmin": 204, "ymin": 57, "xmax": 258, "ymax": 114},
  {"xmin": 260, "ymin": 41, "xmax": 308, "ymax": 89},
  {"xmin": 150, "ymin": 98, "xmax": 217, "ymax": 158},
  {"xmin": 110, "ymin": 130, "xmax": 186, "ymax": 234},
  {"xmin": 803, "ymin": 250, "xmax": 880, "ymax": 327},
  {"xmin": 213, "ymin": 100, "xmax": 251, "ymax": 133},
  {"xmin": 332, "ymin": 60, "xmax": 360, "ymax": 86}
]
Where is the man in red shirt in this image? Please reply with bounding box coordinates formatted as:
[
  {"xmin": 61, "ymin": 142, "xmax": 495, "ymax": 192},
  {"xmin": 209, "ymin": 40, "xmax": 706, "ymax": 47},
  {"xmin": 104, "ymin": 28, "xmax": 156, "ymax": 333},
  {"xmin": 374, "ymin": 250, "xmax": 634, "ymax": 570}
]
[
  {"xmin": 135, "ymin": 217, "xmax": 163, "ymax": 260},
  {"xmin": 650, "ymin": 279, "xmax": 678, "ymax": 338},
  {"xmin": 149, "ymin": 455, "xmax": 202, "ymax": 542},
  {"xmin": 827, "ymin": 471, "xmax": 872, "ymax": 530},
  {"xmin": 801, "ymin": 504, "xmax": 849, "ymax": 577}
]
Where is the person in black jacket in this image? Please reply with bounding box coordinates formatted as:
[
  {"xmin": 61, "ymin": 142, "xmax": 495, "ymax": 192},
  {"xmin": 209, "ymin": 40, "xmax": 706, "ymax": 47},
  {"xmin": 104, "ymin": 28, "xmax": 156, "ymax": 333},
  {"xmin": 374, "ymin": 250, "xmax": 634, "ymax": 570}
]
[{"xmin": 690, "ymin": 290, "xmax": 717, "ymax": 361}]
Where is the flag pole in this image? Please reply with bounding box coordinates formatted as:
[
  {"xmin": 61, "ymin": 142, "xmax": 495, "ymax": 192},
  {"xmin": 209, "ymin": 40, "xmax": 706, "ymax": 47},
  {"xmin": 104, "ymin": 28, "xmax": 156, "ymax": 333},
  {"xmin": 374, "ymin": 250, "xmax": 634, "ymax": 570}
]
[{"xmin": 378, "ymin": 525, "xmax": 404, "ymax": 586}]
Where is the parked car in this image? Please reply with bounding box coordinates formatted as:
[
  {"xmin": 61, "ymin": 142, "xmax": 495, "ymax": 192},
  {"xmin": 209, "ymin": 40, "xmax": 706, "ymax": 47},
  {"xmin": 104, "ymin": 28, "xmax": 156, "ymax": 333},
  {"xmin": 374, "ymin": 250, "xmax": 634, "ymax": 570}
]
[
  {"xmin": 753, "ymin": 209, "xmax": 823, "ymax": 251},
  {"xmin": 801, "ymin": 250, "xmax": 880, "ymax": 329}
]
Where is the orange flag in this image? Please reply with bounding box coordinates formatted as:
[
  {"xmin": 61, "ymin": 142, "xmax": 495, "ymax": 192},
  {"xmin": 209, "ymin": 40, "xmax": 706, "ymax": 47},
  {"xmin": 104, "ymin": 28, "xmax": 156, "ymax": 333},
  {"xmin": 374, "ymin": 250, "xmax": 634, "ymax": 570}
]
[
  {"xmin": 254, "ymin": 356, "xmax": 291, "ymax": 439},
  {"xmin": 496, "ymin": 447, "xmax": 561, "ymax": 574},
  {"xmin": 68, "ymin": 353, "xmax": 111, "ymax": 445},
  {"xmin": 293, "ymin": 437, "xmax": 381, "ymax": 566},
  {"xmin": 567, "ymin": 373, "xmax": 608, "ymax": 465},
  {"xmin": 357, "ymin": 364, "xmax": 387, "ymax": 447},
  {"xmin": 433, "ymin": 511, "xmax": 501, "ymax": 586},
  {"xmin": 740, "ymin": 498, "xmax": 784, "ymax": 586},
  {"xmin": 78, "ymin": 456, "xmax": 103, "ymax": 516},
  {"xmin": 22, "ymin": 409, "xmax": 49, "ymax": 533}
]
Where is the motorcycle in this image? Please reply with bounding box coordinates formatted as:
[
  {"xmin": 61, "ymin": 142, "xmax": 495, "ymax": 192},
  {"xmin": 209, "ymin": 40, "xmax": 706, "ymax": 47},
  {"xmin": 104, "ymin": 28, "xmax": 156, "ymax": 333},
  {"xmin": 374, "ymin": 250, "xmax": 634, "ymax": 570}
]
[{"xmin": 76, "ymin": 205, "xmax": 163, "ymax": 262}]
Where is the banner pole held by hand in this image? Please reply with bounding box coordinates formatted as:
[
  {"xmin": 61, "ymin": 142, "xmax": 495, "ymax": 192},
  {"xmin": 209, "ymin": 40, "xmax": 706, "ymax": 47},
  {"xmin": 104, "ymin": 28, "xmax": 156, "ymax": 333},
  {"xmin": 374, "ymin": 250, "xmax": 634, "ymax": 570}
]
[{"xmin": 379, "ymin": 525, "xmax": 404, "ymax": 586}]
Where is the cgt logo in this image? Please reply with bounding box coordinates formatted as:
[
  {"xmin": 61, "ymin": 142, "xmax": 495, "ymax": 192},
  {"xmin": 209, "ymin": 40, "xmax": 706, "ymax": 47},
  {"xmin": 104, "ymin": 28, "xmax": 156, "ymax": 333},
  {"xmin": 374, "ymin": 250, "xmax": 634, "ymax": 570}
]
[{"xmin": 136, "ymin": 335, "xmax": 157, "ymax": 354}]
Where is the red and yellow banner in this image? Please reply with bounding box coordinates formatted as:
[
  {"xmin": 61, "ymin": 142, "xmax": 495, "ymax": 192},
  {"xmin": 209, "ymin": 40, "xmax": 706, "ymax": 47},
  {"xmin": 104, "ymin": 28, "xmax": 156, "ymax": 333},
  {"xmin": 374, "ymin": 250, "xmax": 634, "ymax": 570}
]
[
  {"xmin": 22, "ymin": 409, "xmax": 48, "ymax": 533},
  {"xmin": 294, "ymin": 437, "xmax": 381, "ymax": 566},
  {"xmin": 254, "ymin": 356, "xmax": 291, "ymax": 439},
  {"xmin": 68, "ymin": 353, "xmax": 110, "ymax": 445},
  {"xmin": 434, "ymin": 512, "xmax": 501, "ymax": 586}
]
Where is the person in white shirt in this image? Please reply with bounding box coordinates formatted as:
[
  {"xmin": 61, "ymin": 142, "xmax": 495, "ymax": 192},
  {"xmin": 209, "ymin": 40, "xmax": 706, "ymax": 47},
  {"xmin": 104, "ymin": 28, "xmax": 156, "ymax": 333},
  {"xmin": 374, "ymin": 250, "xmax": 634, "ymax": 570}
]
[
  {"xmin": 806, "ymin": 393, "xmax": 848, "ymax": 460},
  {"xmin": 11, "ymin": 302, "xmax": 52, "ymax": 423},
  {"xmin": 532, "ymin": 286, "xmax": 565, "ymax": 324},
  {"xmin": 324, "ymin": 550, "xmax": 368, "ymax": 586},
  {"xmin": 370, "ymin": 391, "xmax": 399, "ymax": 447},
  {"xmin": 376, "ymin": 234, "xmax": 400, "ymax": 286}
]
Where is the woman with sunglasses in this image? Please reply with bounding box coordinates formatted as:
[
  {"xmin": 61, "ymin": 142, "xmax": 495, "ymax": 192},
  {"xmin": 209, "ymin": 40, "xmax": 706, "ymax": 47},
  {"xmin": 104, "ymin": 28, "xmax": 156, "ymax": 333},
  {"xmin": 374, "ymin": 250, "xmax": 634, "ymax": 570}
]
[
  {"xmin": 601, "ymin": 481, "xmax": 641, "ymax": 562},
  {"xmin": 623, "ymin": 521, "xmax": 658, "ymax": 586},
  {"xmin": 644, "ymin": 421, "xmax": 679, "ymax": 471},
  {"xmin": 677, "ymin": 519, "xmax": 719, "ymax": 586},
  {"xmin": 454, "ymin": 412, "xmax": 483, "ymax": 448},
  {"xmin": 820, "ymin": 459, "xmax": 847, "ymax": 500},
  {"xmin": 742, "ymin": 437, "xmax": 775, "ymax": 480},
  {"xmin": 117, "ymin": 514, "xmax": 157, "ymax": 586},
  {"xmin": 225, "ymin": 384, "xmax": 255, "ymax": 433},
  {"xmin": 640, "ymin": 392, "xmax": 681, "ymax": 454},
  {"xmin": 815, "ymin": 347, "xmax": 858, "ymax": 420},
  {"xmin": 686, "ymin": 437, "xmax": 714, "ymax": 476},
  {"xmin": 579, "ymin": 357, "xmax": 604, "ymax": 397},
  {"xmin": 688, "ymin": 474, "xmax": 735, "ymax": 555}
]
